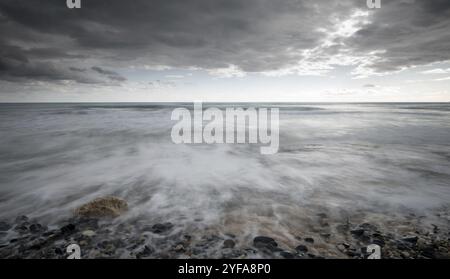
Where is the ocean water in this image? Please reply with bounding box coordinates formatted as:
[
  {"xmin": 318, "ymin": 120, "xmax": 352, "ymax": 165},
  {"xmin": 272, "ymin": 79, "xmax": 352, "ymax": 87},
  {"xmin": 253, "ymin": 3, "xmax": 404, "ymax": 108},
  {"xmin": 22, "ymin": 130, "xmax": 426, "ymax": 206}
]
[{"xmin": 0, "ymin": 103, "xmax": 449, "ymax": 250}]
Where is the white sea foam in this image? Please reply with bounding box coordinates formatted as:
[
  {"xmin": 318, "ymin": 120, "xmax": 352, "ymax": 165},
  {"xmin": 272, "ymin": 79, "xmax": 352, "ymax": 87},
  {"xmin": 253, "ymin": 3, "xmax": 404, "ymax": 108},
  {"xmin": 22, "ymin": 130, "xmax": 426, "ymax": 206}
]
[{"xmin": 0, "ymin": 103, "xmax": 449, "ymax": 243}]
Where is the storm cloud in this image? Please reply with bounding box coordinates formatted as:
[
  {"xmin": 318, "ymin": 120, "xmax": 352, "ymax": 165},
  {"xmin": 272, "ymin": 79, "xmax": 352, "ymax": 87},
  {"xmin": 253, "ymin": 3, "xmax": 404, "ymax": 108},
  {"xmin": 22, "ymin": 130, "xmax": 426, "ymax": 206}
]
[{"xmin": 0, "ymin": 0, "xmax": 449, "ymax": 85}]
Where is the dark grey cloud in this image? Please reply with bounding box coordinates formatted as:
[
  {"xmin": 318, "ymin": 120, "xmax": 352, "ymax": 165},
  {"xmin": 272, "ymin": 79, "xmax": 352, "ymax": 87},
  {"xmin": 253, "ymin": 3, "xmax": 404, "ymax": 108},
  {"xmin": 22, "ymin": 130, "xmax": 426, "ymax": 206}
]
[
  {"xmin": 91, "ymin": 66, "xmax": 127, "ymax": 82},
  {"xmin": 0, "ymin": 0, "xmax": 449, "ymax": 86},
  {"xmin": 347, "ymin": 0, "xmax": 450, "ymax": 72}
]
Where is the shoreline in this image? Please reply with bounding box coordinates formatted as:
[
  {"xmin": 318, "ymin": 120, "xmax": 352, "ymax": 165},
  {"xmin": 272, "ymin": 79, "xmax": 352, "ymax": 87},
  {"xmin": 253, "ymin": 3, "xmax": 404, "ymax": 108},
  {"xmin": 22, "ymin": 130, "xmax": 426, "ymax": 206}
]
[{"xmin": 1, "ymin": 208, "xmax": 449, "ymax": 259}]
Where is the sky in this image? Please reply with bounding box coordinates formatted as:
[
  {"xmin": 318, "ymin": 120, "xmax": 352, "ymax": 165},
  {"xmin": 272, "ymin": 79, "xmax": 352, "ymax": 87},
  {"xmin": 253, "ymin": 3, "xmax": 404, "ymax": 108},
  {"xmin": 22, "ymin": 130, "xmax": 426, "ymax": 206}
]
[{"xmin": 0, "ymin": 0, "xmax": 449, "ymax": 102}]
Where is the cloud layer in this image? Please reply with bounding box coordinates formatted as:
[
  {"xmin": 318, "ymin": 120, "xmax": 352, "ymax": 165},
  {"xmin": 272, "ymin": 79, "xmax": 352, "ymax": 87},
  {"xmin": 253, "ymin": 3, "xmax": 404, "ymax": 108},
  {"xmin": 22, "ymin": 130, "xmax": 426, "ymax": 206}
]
[{"xmin": 0, "ymin": 0, "xmax": 449, "ymax": 85}]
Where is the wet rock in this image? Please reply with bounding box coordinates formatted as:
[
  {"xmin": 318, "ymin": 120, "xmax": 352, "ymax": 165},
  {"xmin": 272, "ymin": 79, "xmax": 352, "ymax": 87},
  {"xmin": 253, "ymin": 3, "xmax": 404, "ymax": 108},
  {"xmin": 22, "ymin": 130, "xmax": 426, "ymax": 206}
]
[
  {"xmin": 81, "ymin": 230, "xmax": 96, "ymax": 237},
  {"xmin": 29, "ymin": 223, "xmax": 45, "ymax": 234},
  {"xmin": 174, "ymin": 244, "xmax": 185, "ymax": 252},
  {"xmin": 54, "ymin": 247, "xmax": 64, "ymax": 255},
  {"xmin": 320, "ymin": 233, "xmax": 331, "ymax": 239},
  {"xmin": 350, "ymin": 228, "xmax": 365, "ymax": 236},
  {"xmin": 295, "ymin": 245, "xmax": 308, "ymax": 253},
  {"xmin": 336, "ymin": 223, "xmax": 350, "ymax": 234},
  {"xmin": 223, "ymin": 239, "xmax": 236, "ymax": 249},
  {"xmin": 402, "ymin": 236, "xmax": 418, "ymax": 244},
  {"xmin": 136, "ymin": 245, "xmax": 154, "ymax": 258},
  {"xmin": 42, "ymin": 230, "xmax": 58, "ymax": 237},
  {"xmin": 60, "ymin": 224, "xmax": 76, "ymax": 234},
  {"xmin": 14, "ymin": 224, "xmax": 28, "ymax": 234},
  {"xmin": 337, "ymin": 244, "xmax": 347, "ymax": 253},
  {"xmin": 222, "ymin": 248, "xmax": 244, "ymax": 259},
  {"xmin": 150, "ymin": 223, "xmax": 174, "ymax": 234},
  {"xmin": 0, "ymin": 221, "xmax": 11, "ymax": 232},
  {"xmin": 432, "ymin": 224, "xmax": 439, "ymax": 234},
  {"xmin": 400, "ymin": 251, "xmax": 410, "ymax": 259},
  {"xmin": 75, "ymin": 197, "xmax": 128, "ymax": 218},
  {"xmin": 253, "ymin": 236, "xmax": 280, "ymax": 252},
  {"xmin": 359, "ymin": 223, "xmax": 377, "ymax": 231},
  {"xmin": 280, "ymin": 251, "xmax": 295, "ymax": 259},
  {"xmin": 420, "ymin": 246, "xmax": 436, "ymax": 259},
  {"xmin": 304, "ymin": 237, "xmax": 314, "ymax": 243},
  {"xmin": 253, "ymin": 236, "xmax": 277, "ymax": 247},
  {"xmin": 97, "ymin": 240, "xmax": 116, "ymax": 254},
  {"xmin": 203, "ymin": 234, "xmax": 222, "ymax": 243},
  {"xmin": 434, "ymin": 252, "xmax": 450, "ymax": 259}
]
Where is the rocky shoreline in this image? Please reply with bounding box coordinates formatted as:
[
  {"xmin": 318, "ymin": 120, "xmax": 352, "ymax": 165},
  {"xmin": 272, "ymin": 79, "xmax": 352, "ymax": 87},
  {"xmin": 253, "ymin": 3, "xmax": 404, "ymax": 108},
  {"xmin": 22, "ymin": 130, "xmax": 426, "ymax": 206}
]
[{"xmin": 0, "ymin": 198, "xmax": 449, "ymax": 259}]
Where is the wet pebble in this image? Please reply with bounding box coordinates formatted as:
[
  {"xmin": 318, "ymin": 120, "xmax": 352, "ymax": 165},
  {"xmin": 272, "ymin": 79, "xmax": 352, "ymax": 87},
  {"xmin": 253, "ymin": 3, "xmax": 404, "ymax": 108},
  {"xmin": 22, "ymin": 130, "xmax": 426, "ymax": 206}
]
[
  {"xmin": 150, "ymin": 223, "xmax": 173, "ymax": 234},
  {"xmin": 223, "ymin": 239, "xmax": 235, "ymax": 249},
  {"xmin": 295, "ymin": 245, "xmax": 308, "ymax": 253}
]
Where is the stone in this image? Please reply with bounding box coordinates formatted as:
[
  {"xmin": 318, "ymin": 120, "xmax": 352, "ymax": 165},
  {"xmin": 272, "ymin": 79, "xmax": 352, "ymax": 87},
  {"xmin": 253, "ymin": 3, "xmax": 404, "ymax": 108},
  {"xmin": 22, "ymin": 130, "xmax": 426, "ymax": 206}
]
[
  {"xmin": 372, "ymin": 238, "xmax": 385, "ymax": 247},
  {"xmin": 337, "ymin": 244, "xmax": 347, "ymax": 252},
  {"xmin": 174, "ymin": 244, "xmax": 185, "ymax": 252},
  {"xmin": 350, "ymin": 229, "xmax": 365, "ymax": 236},
  {"xmin": 304, "ymin": 237, "xmax": 314, "ymax": 243},
  {"xmin": 402, "ymin": 236, "xmax": 418, "ymax": 244},
  {"xmin": 401, "ymin": 251, "xmax": 410, "ymax": 258},
  {"xmin": 280, "ymin": 251, "xmax": 295, "ymax": 259},
  {"xmin": 320, "ymin": 233, "xmax": 331, "ymax": 238},
  {"xmin": 223, "ymin": 239, "xmax": 236, "ymax": 249},
  {"xmin": 150, "ymin": 223, "xmax": 174, "ymax": 234},
  {"xmin": 359, "ymin": 223, "xmax": 377, "ymax": 231},
  {"xmin": 75, "ymin": 197, "xmax": 128, "ymax": 218},
  {"xmin": 29, "ymin": 223, "xmax": 44, "ymax": 233},
  {"xmin": 253, "ymin": 236, "xmax": 277, "ymax": 247},
  {"xmin": 14, "ymin": 224, "xmax": 28, "ymax": 233},
  {"xmin": 296, "ymin": 245, "xmax": 308, "ymax": 253},
  {"xmin": 60, "ymin": 223, "xmax": 76, "ymax": 234},
  {"xmin": 82, "ymin": 230, "xmax": 96, "ymax": 237},
  {"xmin": 253, "ymin": 236, "xmax": 279, "ymax": 252}
]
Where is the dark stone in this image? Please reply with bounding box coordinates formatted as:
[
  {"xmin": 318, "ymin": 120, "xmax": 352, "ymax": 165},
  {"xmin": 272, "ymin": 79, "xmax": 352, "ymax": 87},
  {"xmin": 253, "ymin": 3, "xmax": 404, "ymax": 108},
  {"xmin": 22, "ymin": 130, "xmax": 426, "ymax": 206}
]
[
  {"xmin": 280, "ymin": 251, "xmax": 295, "ymax": 259},
  {"xmin": 42, "ymin": 230, "xmax": 58, "ymax": 237},
  {"xmin": 150, "ymin": 223, "xmax": 173, "ymax": 234},
  {"xmin": 420, "ymin": 246, "xmax": 436, "ymax": 259},
  {"xmin": 320, "ymin": 233, "xmax": 331, "ymax": 238},
  {"xmin": 295, "ymin": 245, "xmax": 308, "ymax": 253},
  {"xmin": 60, "ymin": 223, "xmax": 76, "ymax": 234},
  {"xmin": 304, "ymin": 237, "xmax": 314, "ymax": 243},
  {"xmin": 253, "ymin": 236, "xmax": 277, "ymax": 247},
  {"xmin": 136, "ymin": 245, "xmax": 154, "ymax": 258},
  {"xmin": 432, "ymin": 224, "xmax": 439, "ymax": 234},
  {"xmin": 336, "ymin": 224, "xmax": 350, "ymax": 234},
  {"xmin": 221, "ymin": 249, "xmax": 244, "ymax": 259},
  {"xmin": 373, "ymin": 238, "xmax": 385, "ymax": 247},
  {"xmin": 253, "ymin": 236, "xmax": 279, "ymax": 252},
  {"xmin": 223, "ymin": 239, "xmax": 236, "ymax": 249},
  {"xmin": 29, "ymin": 223, "xmax": 45, "ymax": 233},
  {"xmin": 350, "ymin": 229, "xmax": 365, "ymax": 236},
  {"xmin": 14, "ymin": 225, "xmax": 28, "ymax": 233},
  {"xmin": 360, "ymin": 223, "xmax": 377, "ymax": 231},
  {"xmin": 346, "ymin": 249, "xmax": 358, "ymax": 257},
  {"xmin": 402, "ymin": 236, "xmax": 418, "ymax": 244},
  {"xmin": 0, "ymin": 221, "xmax": 11, "ymax": 232}
]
